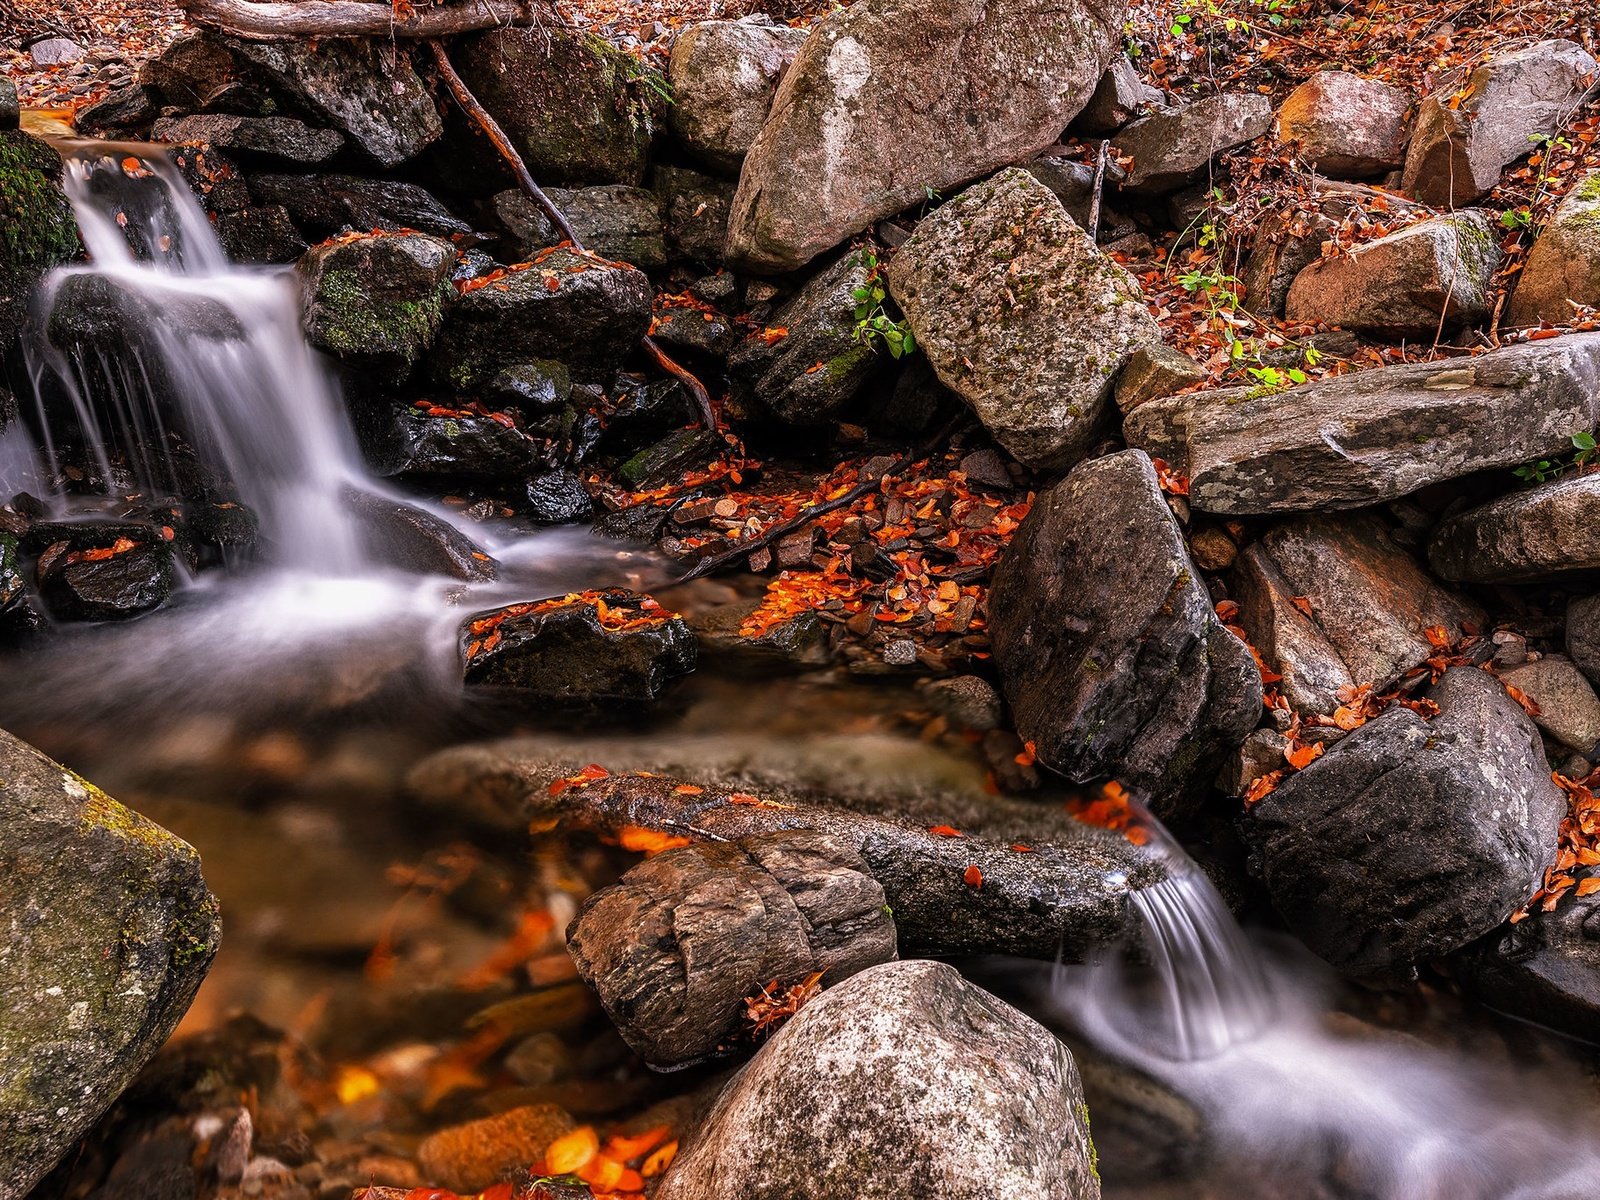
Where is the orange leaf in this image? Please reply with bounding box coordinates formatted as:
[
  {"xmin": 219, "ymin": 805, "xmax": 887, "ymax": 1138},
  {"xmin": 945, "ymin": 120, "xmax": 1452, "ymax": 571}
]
[
  {"xmin": 1577, "ymin": 877, "xmax": 1600, "ymax": 898},
  {"xmin": 927, "ymin": 824, "xmax": 964, "ymax": 838},
  {"xmin": 673, "ymin": 784, "xmax": 705, "ymax": 795},
  {"xmin": 546, "ymin": 1126, "xmax": 599, "ymax": 1175},
  {"xmin": 963, "ymin": 864, "xmax": 983, "ymax": 889},
  {"xmin": 1286, "ymin": 741, "xmax": 1324, "ymax": 770}
]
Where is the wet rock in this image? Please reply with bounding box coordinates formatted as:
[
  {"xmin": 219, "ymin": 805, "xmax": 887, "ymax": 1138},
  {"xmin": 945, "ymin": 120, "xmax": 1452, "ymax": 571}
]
[
  {"xmin": 1125, "ymin": 333, "xmax": 1600, "ymax": 514},
  {"xmin": 0, "ymin": 729, "xmax": 221, "ymax": 1196},
  {"xmin": 568, "ymin": 831, "xmax": 896, "ymax": 1069},
  {"xmin": 250, "ymin": 173, "xmax": 471, "ymax": 241},
  {"xmin": 650, "ymin": 302, "xmax": 738, "ymax": 360},
  {"xmin": 988, "ymin": 450, "xmax": 1262, "ymax": 819},
  {"xmin": 416, "ymin": 1104, "xmax": 576, "ymax": 1194},
  {"xmin": 655, "ymin": 166, "xmax": 735, "ymax": 264},
  {"xmin": 1284, "ymin": 211, "xmax": 1501, "ymax": 338},
  {"xmin": 727, "ymin": 251, "xmax": 883, "ymax": 425},
  {"xmin": 600, "ymin": 376, "xmax": 702, "ymax": 456},
  {"xmin": 0, "ymin": 129, "xmax": 79, "ymax": 348},
  {"xmin": 689, "ymin": 603, "xmax": 832, "ymax": 673},
  {"xmin": 666, "ymin": 17, "xmax": 808, "ymax": 173},
  {"xmin": 461, "ymin": 591, "xmax": 696, "ymax": 706},
  {"xmin": 1232, "ymin": 513, "xmax": 1484, "ymax": 713},
  {"xmin": 298, "ymin": 231, "xmax": 455, "ymax": 381},
  {"xmin": 1116, "ymin": 93, "xmax": 1274, "ymax": 194},
  {"xmin": 922, "ymin": 675, "xmax": 1004, "ymax": 732},
  {"xmin": 525, "ymin": 469, "xmax": 593, "ymax": 524},
  {"xmin": 655, "ymin": 961, "xmax": 1099, "ymax": 1200},
  {"xmin": 886, "ymin": 169, "xmax": 1163, "ymax": 469},
  {"xmin": 1429, "ymin": 473, "xmax": 1600, "ymax": 583},
  {"xmin": 69, "ymin": 82, "xmax": 157, "ymax": 140},
  {"xmin": 619, "ymin": 428, "xmax": 725, "ymax": 489},
  {"xmin": 1114, "ymin": 343, "xmax": 1206, "ymax": 415},
  {"xmin": 0, "ymin": 533, "xmax": 43, "ymax": 639},
  {"xmin": 36, "ymin": 532, "xmax": 176, "ymax": 622},
  {"xmin": 0, "ymin": 79, "xmax": 17, "ymax": 129},
  {"xmin": 213, "ymin": 205, "xmax": 305, "ymax": 264},
  {"xmin": 367, "ymin": 404, "xmax": 544, "ymax": 483},
  {"xmin": 432, "ymin": 248, "xmax": 653, "ymax": 390},
  {"xmin": 725, "ymin": 0, "xmax": 1127, "ymax": 272},
  {"xmin": 1274, "ymin": 71, "xmax": 1410, "ymax": 177},
  {"xmin": 454, "ymin": 27, "xmax": 660, "ymax": 187},
  {"xmin": 1073, "ymin": 56, "xmax": 1159, "ymax": 135},
  {"xmin": 1498, "ymin": 654, "xmax": 1600, "ymax": 752},
  {"xmin": 344, "ymin": 488, "xmax": 497, "ymax": 582},
  {"xmin": 490, "ymin": 185, "xmax": 666, "ymax": 269},
  {"xmin": 152, "ymin": 113, "xmax": 342, "ymax": 165},
  {"xmin": 1245, "ymin": 667, "xmax": 1564, "ymax": 980},
  {"xmin": 1506, "ymin": 168, "xmax": 1600, "ymax": 327},
  {"xmin": 1402, "ymin": 39, "xmax": 1599, "ymax": 207}
]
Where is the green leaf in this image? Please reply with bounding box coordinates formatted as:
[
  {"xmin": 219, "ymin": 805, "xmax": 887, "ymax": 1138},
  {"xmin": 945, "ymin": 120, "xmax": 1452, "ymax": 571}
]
[{"xmin": 1574, "ymin": 431, "xmax": 1597, "ymax": 452}]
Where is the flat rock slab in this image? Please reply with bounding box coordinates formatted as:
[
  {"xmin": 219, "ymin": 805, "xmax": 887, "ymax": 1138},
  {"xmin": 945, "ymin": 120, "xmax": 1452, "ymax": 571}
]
[
  {"xmin": 152, "ymin": 113, "xmax": 343, "ymax": 164},
  {"xmin": 725, "ymin": 0, "xmax": 1126, "ymax": 271},
  {"xmin": 657, "ymin": 960, "xmax": 1099, "ymax": 1200},
  {"xmin": 0, "ymin": 729, "xmax": 221, "ymax": 1197},
  {"xmin": 1126, "ymin": 333, "xmax": 1600, "ymax": 514},
  {"xmin": 1430, "ymin": 472, "xmax": 1600, "ymax": 582}
]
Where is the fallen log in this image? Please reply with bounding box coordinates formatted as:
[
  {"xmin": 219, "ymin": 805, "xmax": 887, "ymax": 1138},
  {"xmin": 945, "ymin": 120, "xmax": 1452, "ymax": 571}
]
[{"xmin": 181, "ymin": 0, "xmax": 546, "ymax": 39}]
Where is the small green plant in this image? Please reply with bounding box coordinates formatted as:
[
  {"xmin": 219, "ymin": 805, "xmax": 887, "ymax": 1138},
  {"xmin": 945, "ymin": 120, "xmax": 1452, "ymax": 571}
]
[
  {"xmin": 1513, "ymin": 431, "xmax": 1598, "ymax": 483},
  {"xmin": 852, "ymin": 250, "xmax": 917, "ymax": 360}
]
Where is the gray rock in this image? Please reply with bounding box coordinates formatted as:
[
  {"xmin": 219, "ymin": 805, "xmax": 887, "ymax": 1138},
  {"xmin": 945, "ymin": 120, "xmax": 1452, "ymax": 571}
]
[
  {"xmin": 667, "ymin": 18, "xmax": 808, "ymax": 173},
  {"xmin": 656, "ymin": 960, "xmax": 1100, "ymax": 1200},
  {"xmin": 1073, "ymin": 56, "xmax": 1158, "ymax": 135},
  {"xmin": 1284, "ymin": 210, "xmax": 1502, "ymax": 338},
  {"xmin": 1430, "ymin": 472, "xmax": 1600, "ymax": 583},
  {"xmin": 1275, "ymin": 71, "xmax": 1410, "ymax": 177},
  {"xmin": 725, "ymin": 0, "xmax": 1126, "ymax": 272},
  {"xmin": 36, "ymin": 535, "xmax": 176, "ymax": 622},
  {"xmin": 152, "ymin": 113, "xmax": 342, "ymax": 164},
  {"xmin": 345, "ymin": 488, "xmax": 497, "ymax": 582},
  {"xmin": 886, "ymin": 168, "xmax": 1163, "ymax": 469},
  {"xmin": 1115, "ymin": 92, "xmax": 1274, "ymax": 194},
  {"xmin": 490, "ymin": 185, "xmax": 665, "ymax": 269},
  {"xmin": 524, "ymin": 469, "xmax": 592, "ymax": 525},
  {"xmin": 1245, "ymin": 667, "xmax": 1564, "ymax": 979},
  {"xmin": 689, "ymin": 602, "xmax": 831, "ymax": 673},
  {"xmin": 29, "ymin": 36, "xmax": 85, "ymax": 67},
  {"xmin": 0, "ymin": 79, "xmax": 17, "ymax": 130},
  {"xmin": 922, "ymin": 675, "xmax": 1004, "ymax": 732},
  {"xmin": 655, "ymin": 165, "xmax": 736, "ymax": 264},
  {"xmin": 364, "ymin": 404, "xmax": 544, "ymax": 484},
  {"xmin": 567, "ymin": 830, "xmax": 896, "ymax": 1069},
  {"xmin": 214, "ymin": 205, "xmax": 305, "ymax": 265},
  {"xmin": 250, "ymin": 173, "xmax": 470, "ymax": 241},
  {"xmin": 1567, "ymin": 594, "xmax": 1600, "ymax": 686},
  {"xmin": 1498, "ymin": 654, "xmax": 1600, "ymax": 752},
  {"xmin": 1126, "ymin": 333, "xmax": 1600, "ymax": 514},
  {"xmin": 1115, "ymin": 343, "xmax": 1206, "ymax": 414},
  {"xmin": 989, "ymin": 450, "xmax": 1263, "ymax": 819},
  {"xmin": 1506, "ymin": 168, "xmax": 1600, "ymax": 327},
  {"xmin": 1233, "ymin": 513, "xmax": 1484, "ymax": 713},
  {"xmin": 1402, "ymin": 39, "xmax": 1599, "ymax": 207},
  {"xmin": 0, "ymin": 729, "xmax": 220, "ymax": 1197}
]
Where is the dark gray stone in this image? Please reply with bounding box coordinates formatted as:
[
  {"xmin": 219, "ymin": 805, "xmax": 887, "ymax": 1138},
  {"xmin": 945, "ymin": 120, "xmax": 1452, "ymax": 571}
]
[
  {"xmin": 345, "ymin": 488, "xmax": 497, "ymax": 582},
  {"xmin": 525, "ymin": 469, "xmax": 592, "ymax": 525},
  {"xmin": 1430, "ymin": 473, "xmax": 1600, "ymax": 583},
  {"xmin": 490, "ymin": 185, "xmax": 665, "ymax": 268},
  {"xmin": 250, "ymin": 173, "xmax": 471, "ymax": 240},
  {"xmin": 152, "ymin": 113, "xmax": 342, "ymax": 164},
  {"xmin": 655, "ymin": 165, "xmax": 735, "ymax": 264},
  {"xmin": 1115, "ymin": 93, "xmax": 1274, "ymax": 194},
  {"xmin": 298, "ymin": 231, "xmax": 455, "ymax": 381}
]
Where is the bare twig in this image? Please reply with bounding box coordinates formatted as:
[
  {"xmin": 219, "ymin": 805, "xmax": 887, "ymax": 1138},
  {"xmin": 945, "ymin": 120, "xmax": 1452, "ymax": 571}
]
[
  {"xmin": 183, "ymin": 0, "xmax": 543, "ymax": 39},
  {"xmin": 1087, "ymin": 138, "xmax": 1109, "ymax": 241}
]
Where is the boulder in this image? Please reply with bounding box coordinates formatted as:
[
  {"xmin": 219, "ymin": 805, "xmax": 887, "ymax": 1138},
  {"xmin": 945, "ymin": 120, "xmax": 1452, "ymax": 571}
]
[
  {"xmin": 0, "ymin": 129, "xmax": 79, "ymax": 349},
  {"xmin": 727, "ymin": 251, "xmax": 882, "ymax": 426},
  {"xmin": 35, "ymin": 534, "xmax": 176, "ymax": 622},
  {"xmin": 1274, "ymin": 71, "xmax": 1410, "ymax": 177},
  {"xmin": 344, "ymin": 488, "xmax": 497, "ymax": 582},
  {"xmin": 298, "ymin": 231, "xmax": 456, "ymax": 381},
  {"xmin": 214, "ymin": 205, "xmax": 305, "ymax": 264},
  {"xmin": 152, "ymin": 113, "xmax": 342, "ymax": 165},
  {"xmin": 1567, "ymin": 593, "xmax": 1600, "ymax": 686},
  {"xmin": 724, "ymin": 0, "xmax": 1127, "ymax": 272},
  {"xmin": 1125, "ymin": 333, "xmax": 1600, "ymax": 514},
  {"xmin": 1498, "ymin": 654, "xmax": 1600, "ymax": 753},
  {"xmin": 1115, "ymin": 92, "xmax": 1274, "ymax": 194},
  {"xmin": 1506, "ymin": 168, "xmax": 1600, "ymax": 327},
  {"xmin": 431, "ymin": 248, "xmax": 653, "ymax": 390},
  {"xmin": 453, "ymin": 27, "xmax": 660, "ymax": 187},
  {"xmin": 1284, "ymin": 210, "xmax": 1502, "ymax": 338},
  {"xmin": 1073, "ymin": 55, "xmax": 1158, "ymax": 135},
  {"xmin": 666, "ymin": 17, "xmax": 808, "ymax": 173},
  {"xmin": 489, "ymin": 185, "xmax": 666, "ymax": 269},
  {"xmin": 1114, "ymin": 343, "xmax": 1206, "ymax": 414},
  {"xmin": 1429, "ymin": 472, "xmax": 1600, "ymax": 582},
  {"xmin": 1232, "ymin": 513, "xmax": 1484, "ymax": 713},
  {"xmin": 525, "ymin": 469, "xmax": 592, "ymax": 524},
  {"xmin": 365, "ymin": 404, "xmax": 545, "ymax": 483},
  {"xmin": 1244, "ymin": 667, "xmax": 1564, "ymax": 979},
  {"xmin": 567, "ymin": 830, "xmax": 896, "ymax": 1069},
  {"xmin": 0, "ymin": 729, "xmax": 221, "ymax": 1196},
  {"xmin": 655, "ymin": 165, "xmax": 735, "ymax": 263},
  {"xmin": 885, "ymin": 168, "xmax": 1163, "ymax": 469},
  {"xmin": 655, "ymin": 961, "xmax": 1100, "ymax": 1200},
  {"xmin": 250, "ymin": 173, "xmax": 471, "ymax": 241},
  {"xmin": 988, "ymin": 450, "xmax": 1263, "ymax": 818},
  {"xmin": 1402, "ymin": 39, "xmax": 1599, "ymax": 207}
]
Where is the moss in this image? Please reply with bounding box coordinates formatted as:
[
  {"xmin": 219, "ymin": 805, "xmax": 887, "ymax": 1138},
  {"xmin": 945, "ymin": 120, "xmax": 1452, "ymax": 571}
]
[
  {"xmin": 310, "ymin": 259, "xmax": 447, "ymax": 366},
  {"xmin": 0, "ymin": 130, "xmax": 80, "ymax": 336},
  {"xmin": 75, "ymin": 772, "xmax": 180, "ymax": 853},
  {"xmin": 1078, "ymin": 1099, "xmax": 1100, "ymax": 1183}
]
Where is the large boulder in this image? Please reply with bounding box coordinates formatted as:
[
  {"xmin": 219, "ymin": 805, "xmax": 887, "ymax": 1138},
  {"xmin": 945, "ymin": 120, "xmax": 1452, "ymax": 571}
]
[
  {"xmin": 667, "ymin": 17, "xmax": 808, "ymax": 174},
  {"xmin": 1506, "ymin": 169, "xmax": 1600, "ymax": 327},
  {"xmin": 1284, "ymin": 211, "xmax": 1502, "ymax": 338},
  {"xmin": 885, "ymin": 168, "xmax": 1163, "ymax": 469},
  {"xmin": 988, "ymin": 450, "xmax": 1263, "ymax": 818},
  {"xmin": 1244, "ymin": 667, "xmax": 1564, "ymax": 980},
  {"xmin": 1114, "ymin": 92, "xmax": 1274, "ymax": 194},
  {"xmin": 0, "ymin": 129, "xmax": 79, "ymax": 349},
  {"xmin": 1125, "ymin": 333, "xmax": 1600, "ymax": 514},
  {"xmin": 0, "ymin": 729, "xmax": 221, "ymax": 1196},
  {"xmin": 1429, "ymin": 473, "xmax": 1600, "ymax": 582},
  {"xmin": 1233, "ymin": 513, "xmax": 1483, "ymax": 714},
  {"xmin": 724, "ymin": 0, "xmax": 1127, "ymax": 272},
  {"xmin": 1401, "ymin": 39, "xmax": 1600, "ymax": 207},
  {"xmin": 1274, "ymin": 71, "xmax": 1410, "ymax": 178},
  {"xmin": 656, "ymin": 960, "xmax": 1100, "ymax": 1200}
]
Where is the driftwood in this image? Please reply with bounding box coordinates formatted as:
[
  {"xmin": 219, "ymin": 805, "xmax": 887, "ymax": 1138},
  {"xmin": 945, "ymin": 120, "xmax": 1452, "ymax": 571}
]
[{"xmin": 180, "ymin": 0, "xmax": 545, "ymax": 39}]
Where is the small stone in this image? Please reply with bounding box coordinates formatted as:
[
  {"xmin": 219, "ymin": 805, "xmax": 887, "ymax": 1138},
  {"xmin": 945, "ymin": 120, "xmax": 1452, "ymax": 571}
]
[
  {"xmin": 1116, "ymin": 93, "xmax": 1274, "ymax": 194},
  {"xmin": 1217, "ymin": 726, "xmax": 1288, "ymax": 795},
  {"xmin": 1072, "ymin": 55, "xmax": 1158, "ymax": 135},
  {"xmin": 1187, "ymin": 525, "xmax": 1237, "ymax": 571},
  {"xmin": 30, "ymin": 37, "xmax": 86, "ymax": 67},
  {"xmin": 922, "ymin": 675, "xmax": 1003, "ymax": 731},
  {"xmin": 957, "ymin": 448, "xmax": 1014, "ymax": 491},
  {"xmin": 882, "ymin": 638, "xmax": 917, "ymax": 666},
  {"xmin": 416, "ymin": 1105, "xmax": 576, "ymax": 1194},
  {"xmin": 1114, "ymin": 343, "xmax": 1206, "ymax": 415},
  {"xmin": 1499, "ymin": 654, "xmax": 1600, "ymax": 753},
  {"xmin": 525, "ymin": 470, "xmax": 592, "ymax": 525}
]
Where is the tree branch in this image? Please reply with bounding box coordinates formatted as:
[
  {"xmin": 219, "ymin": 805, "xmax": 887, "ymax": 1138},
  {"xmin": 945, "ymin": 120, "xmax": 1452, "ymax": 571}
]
[{"xmin": 182, "ymin": 0, "xmax": 545, "ymax": 39}]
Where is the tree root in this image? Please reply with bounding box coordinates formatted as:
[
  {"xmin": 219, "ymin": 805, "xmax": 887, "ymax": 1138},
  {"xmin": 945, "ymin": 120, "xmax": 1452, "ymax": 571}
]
[{"xmin": 183, "ymin": 0, "xmax": 545, "ymax": 39}]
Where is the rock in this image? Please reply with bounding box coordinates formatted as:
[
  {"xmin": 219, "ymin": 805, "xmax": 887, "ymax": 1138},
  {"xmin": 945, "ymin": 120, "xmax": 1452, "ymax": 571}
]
[
  {"xmin": 727, "ymin": 251, "xmax": 883, "ymax": 425},
  {"xmin": 568, "ymin": 831, "xmax": 896, "ymax": 1069},
  {"xmin": 1073, "ymin": 56, "xmax": 1157, "ymax": 134},
  {"xmin": 725, "ymin": 0, "xmax": 1126, "ymax": 272},
  {"xmin": 490, "ymin": 185, "xmax": 666, "ymax": 269},
  {"xmin": 416, "ymin": 1104, "xmax": 576, "ymax": 1195},
  {"xmin": 0, "ymin": 729, "xmax": 221, "ymax": 1196},
  {"xmin": 619, "ymin": 428, "xmax": 725, "ymax": 489},
  {"xmin": 35, "ymin": 533, "xmax": 176, "ymax": 621},
  {"xmin": 298, "ymin": 231, "xmax": 455, "ymax": 381},
  {"xmin": 0, "ymin": 533, "xmax": 43, "ymax": 639},
  {"xmin": 1126, "ymin": 333, "xmax": 1600, "ymax": 514},
  {"xmin": 1568, "ymin": 594, "xmax": 1600, "ymax": 685},
  {"xmin": 29, "ymin": 36, "xmax": 85, "ymax": 66},
  {"xmin": 214, "ymin": 205, "xmax": 305, "ymax": 264},
  {"xmin": 68, "ymin": 83, "xmax": 156, "ymax": 140},
  {"xmin": 655, "ymin": 961, "xmax": 1099, "ymax": 1200},
  {"xmin": 885, "ymin": 168, "xmax": 1163, "ymax": 469},
  {"xmin": 1284, "ymin": 211, "xmax": 1502, "ymax": 338},
  {"xmin": 140, "ymin": 31, "xmax": 258, "ymax": 113},
  {"xmin": 1115, "ymin": 93, "xmax": 1274, "ymax": 194},
  {"xmin": 0, "ymin": 129, "xmax": 79, "ymax": 349},
  {"xmin": 0, "ymin": 79, "xmax": 17, "ymax": 130},
  {"xmin": 1244, "ymin": 667, "xmax": 1564, "ymax": 979},
  {"xmin": 229, "ymin": 36, "xmax": 442, "ymax": 168},
  {"xmin": 1232, "ymin": 513, "xmax": 1484, "ymax": 713},
  {"xmin": 1498, "ymin": 654, "xmax": 1600, "ymax": 752},
  {"xmin": 461, "ymin": 591, "xmax": 696, "ymax": 706},
  {"xmin": 1219, "ymin": 726, "xmax": 1288, "ymax": 795},
  {"xmin": 1506, "ymin": 168, "xmax": 1600, "ymax": 327},
  {"xmin": 454, "ymin": 27, "xmax": 660, "ymax": 187},
  {"xmin": 525, "ymin": 469, "xmax": 593, "ymax": 524},
  {"xmin": 689, "ymin": 602, "xmax": 832, "ymax": 674},
  {"xmin": 1114, "ymin": 343, "xmax": 1206, "ymax": 414},
  {"xmin": 432, "ymin": 248, "xmax": 653, "ymax": 390},
  {"xmin": 650, "ymin": 302, "xmax": 738, "ymax": 361},
  {"xmin": 249, "ymin": 173, "xmax": 471, "ymax": 241},
  {"xmin": 667, "ymin": 18, "xmax": 808, "ymax": 173},
  {"xmin": 656, "ymin": 165, "xmax": 735, "ymax": 264},
  {"xmin": 1402, "ymin": 39, "xmax": 1600, "ymax": 207},
  {"xmin": 365, "ymin": 404, "xmax": 544, "ymax": 483},
  {"xmin": 1429, "ymin": 472, "xmax": 1600, "ymax": 582},
  {"xmin": 922, "ymin": 675, "xmax": 1004, "ymax": 731},
  {"xmin": 988, "ymin": 450, "xmax": 1263, "ymax": 818},
  {"xmin": 152, "ymin": 113, "xmax": 343, "ymax": 165},
  {"xmin": 344, "ymin": 488, "xmax": 497, "ymax": 582},
  {"xmin": 1274, "ymin": 72, "xmax": 1410, "ymax": 177}
]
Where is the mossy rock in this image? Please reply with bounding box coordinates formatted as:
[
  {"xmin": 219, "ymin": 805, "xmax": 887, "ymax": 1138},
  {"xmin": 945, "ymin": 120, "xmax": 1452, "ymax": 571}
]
[{"xmin": 0, "ymin": 129, "xmax": 80, "ymax": 351}]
